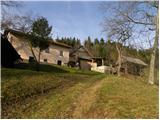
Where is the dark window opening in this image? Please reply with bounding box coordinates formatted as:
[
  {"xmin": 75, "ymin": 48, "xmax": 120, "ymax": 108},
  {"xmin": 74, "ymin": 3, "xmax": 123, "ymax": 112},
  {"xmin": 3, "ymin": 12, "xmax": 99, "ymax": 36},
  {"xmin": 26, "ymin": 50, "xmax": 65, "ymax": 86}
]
[
  {"xmin": 44, "ymin": 59, "xmax": 47, "ymax": 62},
  {"xmin": 45, "ymin": 48, "xmax": 49, "ymax": 53},
  {"xmin": 60, "ymin": 51, "xmax": 63, "ymax": 56},
  {"xmin": 57, "ymin": 60, "xmax": 62, "ymax": 65},
  {"xmin": 29, "ymin": 56, "xmax": 35, "ymax": 63}
]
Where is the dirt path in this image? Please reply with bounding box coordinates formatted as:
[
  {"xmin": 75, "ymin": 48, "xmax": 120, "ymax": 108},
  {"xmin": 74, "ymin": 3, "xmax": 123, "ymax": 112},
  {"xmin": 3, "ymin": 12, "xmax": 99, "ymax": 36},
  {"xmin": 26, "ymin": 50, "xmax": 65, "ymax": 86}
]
[{"xmin": 72, "ymin": 78, "xmax": 105, "ymax": 118}]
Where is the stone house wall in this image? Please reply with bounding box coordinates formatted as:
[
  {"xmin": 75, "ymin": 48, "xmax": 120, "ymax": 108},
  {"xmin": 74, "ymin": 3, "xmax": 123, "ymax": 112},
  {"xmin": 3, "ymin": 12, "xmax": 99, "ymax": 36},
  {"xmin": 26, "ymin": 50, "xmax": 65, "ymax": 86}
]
[{"xmin": 7, "ymin": 33, "xmax": 70, "ymax": 65}]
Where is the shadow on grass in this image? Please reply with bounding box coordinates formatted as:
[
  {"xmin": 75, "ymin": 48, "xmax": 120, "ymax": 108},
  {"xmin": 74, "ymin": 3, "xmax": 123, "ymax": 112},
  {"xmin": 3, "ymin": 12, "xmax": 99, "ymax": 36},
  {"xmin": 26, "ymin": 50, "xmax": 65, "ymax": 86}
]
[
  {"xmin": 15, "ymin": 63, "xmax": 69, "ymax": 73},
  {"xmin": 2, "ymin": 63, "xmax": 102, "ymax": 81}
]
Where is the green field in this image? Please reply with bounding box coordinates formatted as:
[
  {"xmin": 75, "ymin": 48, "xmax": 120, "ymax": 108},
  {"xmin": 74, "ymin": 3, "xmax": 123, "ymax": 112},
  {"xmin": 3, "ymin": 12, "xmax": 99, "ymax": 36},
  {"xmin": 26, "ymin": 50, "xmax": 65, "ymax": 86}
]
[{"xmin": 1, "ymin": 64, "xmax": 159, "ymax": 118}]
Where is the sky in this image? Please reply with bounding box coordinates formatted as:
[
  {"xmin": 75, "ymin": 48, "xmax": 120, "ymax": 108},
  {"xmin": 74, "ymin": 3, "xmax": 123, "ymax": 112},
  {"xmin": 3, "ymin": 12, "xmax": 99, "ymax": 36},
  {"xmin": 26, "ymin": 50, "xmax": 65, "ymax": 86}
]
[
  {"xmin": 4, "ymin": 1, "xmax": 157, "ymax": 49},
  {"xmin": 17, "ymin": 1, "xmax": 107, "ymax": 43}
]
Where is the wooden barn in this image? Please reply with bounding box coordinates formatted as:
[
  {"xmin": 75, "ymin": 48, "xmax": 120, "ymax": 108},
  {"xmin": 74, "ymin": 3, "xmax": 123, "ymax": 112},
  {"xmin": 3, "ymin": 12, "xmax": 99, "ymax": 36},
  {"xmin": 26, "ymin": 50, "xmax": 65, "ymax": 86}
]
[
  {"xmin": 119, "ymin": 56, "xmax": 148, "ymax": 75},
  {"xmin": 78, "ymin": 56, "xmax": 92, "ymax": 70},
  {"xmin": 78, "ymin": 56, "xmax": 104, "ymax": 71},
  {"xmin": 69, "ymin": 46, "xmax": 93, "ymax": 69},
  {"xmin": 69, "ymin": 46, "xmax": 105, "ymax": 70}
]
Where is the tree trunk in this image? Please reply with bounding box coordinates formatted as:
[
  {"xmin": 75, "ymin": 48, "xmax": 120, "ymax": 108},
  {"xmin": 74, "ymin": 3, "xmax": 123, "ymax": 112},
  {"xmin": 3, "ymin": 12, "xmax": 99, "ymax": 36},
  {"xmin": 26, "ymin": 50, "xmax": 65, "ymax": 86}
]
[
  {"xmin": 148, "ymin": 11, "xmax": 159, "ymax": 85},
  {"xmin": 116, "ymin": 44, "xmax": 122, "ymax": 77},
  {"xmin": 148, "ymin": 28, "xmax": 158, "ymax": 84},
  {"xmin": 148, "ymin": 36, "xmax": 158, "ymax": 84},
  {"xmin": 36, "ymin": 48, "xmax": 41, "ymax": 71},
  {"xmin": 38, "ymin": 48, "xmax": 41, "ymax": 63},
  {"xmin": 29, "ymin": 43, "xmax": 38, "ymax": 62}
]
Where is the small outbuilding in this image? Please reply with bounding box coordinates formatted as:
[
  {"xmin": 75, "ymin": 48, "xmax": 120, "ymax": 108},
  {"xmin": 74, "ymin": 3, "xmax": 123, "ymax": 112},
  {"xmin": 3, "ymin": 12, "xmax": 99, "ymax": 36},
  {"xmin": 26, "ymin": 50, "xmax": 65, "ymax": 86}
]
[
  {"xmin": 78, "ymin": 56, "xmax": 92, "ymax": 70},
  {"xmin": 69, "ymin": 46, "xmax": 94, "ymax": 70},
  {"xmin": 69, "ymin": 45, "xmax": 105, "ymax": 70},
  {"xmin": 119, "ymin": 56, "xmax": 148, "ymax": 75}
]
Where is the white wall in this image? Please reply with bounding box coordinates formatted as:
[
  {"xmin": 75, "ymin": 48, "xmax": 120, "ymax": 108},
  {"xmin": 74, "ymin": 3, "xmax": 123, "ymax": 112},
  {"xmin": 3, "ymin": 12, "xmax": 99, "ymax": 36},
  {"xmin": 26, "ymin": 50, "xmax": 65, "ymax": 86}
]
[{"xmin": 91, "ymin": 65, "xmax": 116, "ymax": 73}]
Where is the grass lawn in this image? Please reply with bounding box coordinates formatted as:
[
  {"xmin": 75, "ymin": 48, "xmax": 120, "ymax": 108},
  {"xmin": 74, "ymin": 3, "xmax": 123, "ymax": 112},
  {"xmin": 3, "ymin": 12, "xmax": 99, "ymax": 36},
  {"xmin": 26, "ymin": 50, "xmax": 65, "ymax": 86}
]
[{"xmin": 1, "ymin": 64, "xmax": 159, "ymax": 118}]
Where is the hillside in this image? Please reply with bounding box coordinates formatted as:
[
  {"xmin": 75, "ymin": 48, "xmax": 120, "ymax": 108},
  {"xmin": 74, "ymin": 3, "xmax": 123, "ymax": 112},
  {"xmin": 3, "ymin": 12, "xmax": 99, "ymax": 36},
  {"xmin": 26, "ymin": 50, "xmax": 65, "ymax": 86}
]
[{"xmin": 1, "ymin": 64, "xmax": 159, "ymax": 119}]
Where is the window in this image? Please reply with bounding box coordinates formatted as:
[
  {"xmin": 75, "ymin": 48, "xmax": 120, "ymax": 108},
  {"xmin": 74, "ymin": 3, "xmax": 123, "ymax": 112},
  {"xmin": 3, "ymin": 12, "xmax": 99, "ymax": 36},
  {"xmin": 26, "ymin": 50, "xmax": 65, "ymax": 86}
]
[
  {"xmin": 45, "ymin": 48, "xmax": 49, "ymax": 53},
  {"xmin": 44, "ymin": 59, "xmax": 47, "ymax": 62},
  {"xmin": 60, "ymin": 50, "xmax": 63, "ymax": 56}
]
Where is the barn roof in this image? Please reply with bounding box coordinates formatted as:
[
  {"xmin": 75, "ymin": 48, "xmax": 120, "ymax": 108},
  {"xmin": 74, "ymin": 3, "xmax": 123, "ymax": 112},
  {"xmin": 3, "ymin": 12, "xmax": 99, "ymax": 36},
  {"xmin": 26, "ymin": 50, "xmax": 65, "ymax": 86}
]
[
  {"xmin": 122, "ymin": 56, "xmax": 148, "ymax": 66},
  {"xmin": 69, "ymin": 46, "xmax": 93, "ymax": 57},
  {"xmin": 49, "ymin": 41, "xmax": 72, "ymax": 48},
  {"xmin": 5, "ymin": 29, "xmax": 72, "ymax": 48}
]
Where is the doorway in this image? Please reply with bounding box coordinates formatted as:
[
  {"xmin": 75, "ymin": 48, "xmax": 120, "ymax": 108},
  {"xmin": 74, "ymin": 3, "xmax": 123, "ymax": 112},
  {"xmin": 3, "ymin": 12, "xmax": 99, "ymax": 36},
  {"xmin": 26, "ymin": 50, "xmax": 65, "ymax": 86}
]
[{"xmin": 57, "ymin": 60, "xmax": 62, "ymax": 65}]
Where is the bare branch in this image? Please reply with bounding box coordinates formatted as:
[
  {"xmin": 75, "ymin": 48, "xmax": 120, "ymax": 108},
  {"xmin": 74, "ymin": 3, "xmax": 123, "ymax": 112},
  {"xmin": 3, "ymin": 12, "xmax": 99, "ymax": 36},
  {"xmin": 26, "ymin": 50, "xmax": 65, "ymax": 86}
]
[
  {"xmin": 122, "ymin": 13, "xmax": 155, "ymax": 26},
  {"xmin": 1, "ymin": 1, "xmax": 22, "ymax": 8}
]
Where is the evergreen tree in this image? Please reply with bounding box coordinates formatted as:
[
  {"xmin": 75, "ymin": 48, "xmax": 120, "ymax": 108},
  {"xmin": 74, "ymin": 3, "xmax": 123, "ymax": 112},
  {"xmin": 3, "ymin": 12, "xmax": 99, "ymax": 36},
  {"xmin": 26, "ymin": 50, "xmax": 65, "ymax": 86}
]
[
  {"xmin": 29, "ymin": 17, "xmax": 52, "ymax": 70},
  {"xmin": 94, "ymin": 38, "xmax": 99, "ymax": 45},
  {"xmin": 84, "ymin": 36, "xmax": 93, "ymax": 51},
  {"xmin": 100, "ymin": 38, "xmax": 105, "ymax": 45}
]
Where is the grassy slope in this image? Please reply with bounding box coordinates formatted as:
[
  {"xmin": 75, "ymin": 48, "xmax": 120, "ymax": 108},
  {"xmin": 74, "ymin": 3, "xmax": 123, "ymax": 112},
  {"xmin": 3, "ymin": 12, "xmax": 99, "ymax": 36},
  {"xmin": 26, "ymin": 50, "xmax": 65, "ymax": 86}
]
[
  {"xmin": 1, "ymin": 64, "xmax": 159, "ymax": 118},
  {"xmin": 85, "ymin": 75, "xmax": 159, "ymax": 119},
  {"xmin": 1, "ymin": 65, "xmax": 104, "ymax": 118}
]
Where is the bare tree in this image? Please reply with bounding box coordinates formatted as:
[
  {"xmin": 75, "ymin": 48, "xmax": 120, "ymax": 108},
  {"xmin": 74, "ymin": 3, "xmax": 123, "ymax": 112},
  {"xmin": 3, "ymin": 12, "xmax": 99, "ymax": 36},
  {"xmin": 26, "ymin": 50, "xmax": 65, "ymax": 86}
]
[
  {"xmin": 102, "ymin": 1, "xmax": 158, "ymax": 84},
  {"xmin": 104, "ymin": 19, "xmax": 132, "ymax": 76},
  {"xmin": 1, "ymin": 1, "xmax": 39, "ymax": 67},
  {"xmin": 1, "ymin": 1, "xmax": 21, "ymax": 7},
  {"xmin": 1, "ymin": 1, "xmax": 33, "ymax": 33},
  {"xmin": 1, "ymin": 1, "xmax": 22, "ymax": 30},
  {"xmin": 12, "ymin": 14, "xmax": 34, "ymax": 33}
]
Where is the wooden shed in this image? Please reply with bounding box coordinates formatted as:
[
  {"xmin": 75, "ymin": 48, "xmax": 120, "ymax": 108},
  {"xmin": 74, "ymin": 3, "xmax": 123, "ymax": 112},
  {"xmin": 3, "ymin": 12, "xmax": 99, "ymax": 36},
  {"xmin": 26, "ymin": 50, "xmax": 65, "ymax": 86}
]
[
  {"xmin": 78, "ymin": 56, "xmax": 92, "ymax": 70},
  {"xmin": 78, "ymin": 56, "xmax": 104, "ymax": 71},
  {"xmin": 119, "ymin": 56, "xmax": 148, "ymax": 75},
  {"xmin": 69, "ymin": 46, "xmax": 93, "ymax": 68}
]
